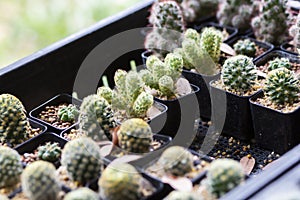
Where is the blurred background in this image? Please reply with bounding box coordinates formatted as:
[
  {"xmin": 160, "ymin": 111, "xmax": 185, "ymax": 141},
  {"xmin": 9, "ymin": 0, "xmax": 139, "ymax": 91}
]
[{"xmin": 0, "ymin": 0, "xmax": 139, "ymax": 68}]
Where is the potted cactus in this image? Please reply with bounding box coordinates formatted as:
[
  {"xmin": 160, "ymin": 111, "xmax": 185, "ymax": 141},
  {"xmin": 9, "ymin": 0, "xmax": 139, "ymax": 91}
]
[
  {"xmin": 281, "ymin": 12, "xmax": 300, "ymax": 54},
  {"xmin": 250, "ymin": 67, "xmax": 300, "ymax": 154},
  {"xmin": 210, "ymin": 55, "xmax": 262, "ymax": 140}
]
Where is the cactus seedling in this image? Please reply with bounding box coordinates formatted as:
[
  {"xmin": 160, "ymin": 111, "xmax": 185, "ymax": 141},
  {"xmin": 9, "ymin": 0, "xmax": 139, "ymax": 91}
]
[
  {"xmin": 206, "ymin": 159, "xmax": 245, "ymax": 198},
  {"xmin": 267, "ymin": 57, "xmax": 291, "ymax": 71},
  {"xmin": 233, "ymin": 39, "xmax": 257, "ymax": 57},
  {"xmin": 64, "ymin": 187, "xmax": 99, "ymax": 200},
  {"xmin": 264, "ymin": 67, "xmax": 299, "ymax": 105},
  {"xmin": 57, "ymin": 104, "xmax": 79, "ymax": 122},
  {"xmin": 37, "ymin": 142, "xmax": 62, "ymax": 162},
  {"xmin": 21, "ymin": 161, "xmax": 60, "ymax": 200}
]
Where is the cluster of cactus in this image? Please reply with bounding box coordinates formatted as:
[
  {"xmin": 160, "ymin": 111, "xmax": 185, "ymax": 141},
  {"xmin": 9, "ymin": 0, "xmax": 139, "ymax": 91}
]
[
  {"xmin": 206, "ymin": 159, "xmax": 245, "ymax": 198},
  {"xmin": 144, "ymin": 53, "xmax": 184, "ymax": 98},
  {"xmin": 251, "ymin": 0, "xmax": 291, "ymax": 45},
  {"xmin": 267, "ymin": 57, "xmax": 291, "ymax": 71},
  {"xmin": 289, "ymin": 12, "xmax": 300, "ymax": 53},
  {"xmin": 217, "ymin": 0, "xmax": 258, "ymax": 31},
  {"xmin": 64, "ymin": 188, "xmax": 99, "ymax": 200},
  {"xmin": 61, "ymin": 137, "xmax": 103, "ymax": 186},
  {"xmin": 99, "ymin": 163, "xmax": 142, "ymax": 200},
  {"xmin": 0, "ymin": 94, "xmax": 31, "ymax": 147},
  {"xmin": 78, "ymin": 94, "xmax": 116, "ymax": 141},
  {"xmin": 0, "ymin": 146, "xmax": 23, "ymax": 189},
  {"xmin": 175, "ymin": 27, "xmax": 222, "ymax": 75},
  {"xmin": 233, "ymin": 39, "xmax": 257, "ymax": 57},
  {"xmin": 37, "ymin": 142, "xmax": 62, "ymax": 162},
  {"xmin": 117, "ymin": 118, "xmax": 153, "ymax": 153},
  {"xmin": 21, "ymin": 161, "xmax": 61, "ymax": 200},
  {"xmin": 145, "ymin": 1, "xmax": 185, "ymax": 57},
  {"xmin": 264, "ymin": 67, "xmax": 299, "ymax": 105},
  {"xmin": 221, "ymin": 55, "xmax": 257, "ymax": 93},
  {"xmin": 158, "ymin": 146, "xmax": 194, "ymax": 177},
  {"xmin": 164, "ymin": 191, "xmax": 199, "ymax": 200},
  {"xmin": 57, "ymin": 104, "xmax": 79, "ymax": 122}
]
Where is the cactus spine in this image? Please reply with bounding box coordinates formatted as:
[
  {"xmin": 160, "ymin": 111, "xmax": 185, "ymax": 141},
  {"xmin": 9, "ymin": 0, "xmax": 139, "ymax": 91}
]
[{"xmin": 233, "ymin": 39, "xmax": 257, "ymax": 57}]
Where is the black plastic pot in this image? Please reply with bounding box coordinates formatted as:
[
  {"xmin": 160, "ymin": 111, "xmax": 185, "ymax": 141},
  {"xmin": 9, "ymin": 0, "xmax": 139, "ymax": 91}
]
[
  {"xmin": 210, "ymin": 80, "xmax": 262, "ymax": 141},
  {"xmin": 280, "ymin": 41, "xmax": 298, "ymax": 55},
  {"xmin": 29, "ymin": 94, "xmax": 82, "ymax": 134},
  {"xmin": 249, "ymin": 92, "xmax": 300, "ymax": 154}
]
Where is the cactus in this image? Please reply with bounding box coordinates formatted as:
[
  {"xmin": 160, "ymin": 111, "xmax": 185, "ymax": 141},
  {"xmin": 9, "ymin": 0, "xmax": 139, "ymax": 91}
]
[
  {"xmin": 0, "ymin": 94, "xmax": 31, "ymax": 147},
  {"xmin": 164, "ymin": 191, "xmax": 199, "ymax": 200},
  {"xmin": 0, "ymin": 146, "xmax": 23, "ymax": 189},
  {"xmin": 64, "ymin": 188, "xmax": 99, "ymax": 200},
  {"xmin": 158, "ymin": 146, "xmax": 193, "ymax": 177},
  {"xmin": 251, "ymin": 0, "xmax": 291, "ymax": 45},
  {"xmin": 37, "ymin": 142, "xmax": 62, "ymax": 162},
  {"xmin": 206, "ymin": 159, "xmax": 244, "ymax": 198},
  {"xmin": 267, "ymin": 57, "xmax": 291, "ymax": 71},
  {"xmin": 233, "ymin": 39, "xmax": 257, "ymax": 57},
  {"xmin": 57, "ymin": 104, "xmax": 79, "ymax": 122},
  {"xmin": 97, "ymin": 76, "xmax": 113, "ymax": 104},
  {"xmin": 61, "ymin": 137, "xmax": 102, "ymax": 185},
  {"xmin": 117, "ymin": 118, "xmax": 153, "ymax": 153},
  {"xmin": 264, "ymin": 67, "xmax": 299, "ymax": 105},
  {"xmin": 21, "ymin": 161, "xmax": 60, "ymax": 200},
  {"xmin": 289, "ymin": 12, "xmax": 300, "ymax": 53},
  {"xmin": 217, "ymin": 0, "xmax": 257, "ymax": 31},
  {"xmin": 78, "ymin": 94, "xmax": 116, "ymax": 141},
  {"xmin": 221, "ymin": 55, "xmax": 257, "ymax": 93},
  {"xmin": 99, "ymin": 163, "xmax": 142, "ymax": 200}
]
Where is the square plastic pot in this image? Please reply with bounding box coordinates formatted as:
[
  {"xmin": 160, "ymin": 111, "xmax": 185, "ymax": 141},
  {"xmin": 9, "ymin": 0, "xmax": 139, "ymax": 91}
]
[
  {"xmin": 280, "ymin": 41, "xmax": 298, "ymax": 55},
  {"xmin": 250, "ymin": 92, "xmax": 300, "ymax": 154}
]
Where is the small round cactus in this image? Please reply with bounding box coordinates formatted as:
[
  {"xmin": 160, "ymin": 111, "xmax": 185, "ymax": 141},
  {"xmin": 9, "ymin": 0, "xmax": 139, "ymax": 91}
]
[
  {"xmin": 206, "ymin": 158, "xmax": 245, "ymax": 198},
  {"xmin": 233, "ymin": 39, "xmax": 257, "ymax": 57},
  {"xmin": 99, "ymin": 163, "xmax": 142, "ymax": 200},
  {"xmin": 37, "ymin": 142, "xmax": 62, "ymax": 162},
  {"xmin": 61, "ymin": 137, "xmax": 103, "ymax": 185},
  {"xmin": 64, "ymin": 187, "xmax": 99, "ymax": 200},
  {"xmin": 221, "ymin": 55, "xmax": 257, "ymax": 93},
  {"xmin": 264, "ymin": 67, "xmax": 299, "ymax": 105},
  {"xmin": 21, "ymin": 161, "xmax": 61, "ymax": 200},
  {"xmin": 267, "ymin": 57, "xmax": 291, "ymax": 71},
  {"xmin": 0, "ymin": 146, "xmax": 23, "ymax": 189},
  {"xmin": 57, "ymin": 104, "xmax": 79, "ymax": 122},
  {"xmin": 158, "ymin": 146, "xmax": 193, "ymax": 177},
  {"xmin": 164, "ymin": 191, "xmax": 200, "ymax": 200},
  {"xmin": 117, "ymin": 118, "xmax": 153, "ymax": 153}
]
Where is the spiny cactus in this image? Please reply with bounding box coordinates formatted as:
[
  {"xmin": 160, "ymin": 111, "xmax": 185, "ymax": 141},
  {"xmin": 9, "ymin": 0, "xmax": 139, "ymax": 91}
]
[
  {"xmin": 99, "ymin": 163, "xmax": 142, "ymax": 200},
  {"xmin": 289, "ymin": 12, "xmax": 300, "ymax": 53},
  {"xmin": 97, "ymin": 76, "xmax": 113, "ymax": 104},
  {"xmin": 78, "ymin": 94, "xmax": 116, "ymax": 141},
  {"xmin": 64, "ymin": 187, "xmax": 99, "ymax": 200},
  {"xmin": 251, "ymin": 0, "xmax": 291, "ymax": 45},
  {"xmin": 158, "ymin": 146, "xmax": 193, "ymax": 177},
  {"xmin": 117, "ymin": 118, "xmax": 153, "ymax": 153},
  {"xmin": 233, "ymin": 39, "xmax": 257, "ymax": 57},
  {"xmin": 61, "ymin": 137, "xmax": 102, "ymax": 185},
  {"xmin": 0, "ymin": 146, "xmax": 23, "ymax": 189},
  {"xmin": 206, "ymin": 159, "xmax": 244, "ymax": 198},
  {"xmin": 0, "ymin": 93, "xmax": 31, "ymax": 147},
  {"xmin": 217, "ymin": 0, "xmax": 258, "ymax": 31},
  {"xmin": 37, "ymin": 142, "xmax": 62, "ymax": 162},
  {"xmin": 221, "ymin": 55, "xmax": 257, "ymax": 93},
  {"xmin": 21, "ymin": 161, "xmax": 60, "ymax": 200},
  {"xmin": 57, "ymin": 104, "xmax": 79, "ymax": 122},
  {"xmin": 164, "ymin": 191, "xmax": 200, "ymax": 200},
  {"xmin": 268, "ymin": 57, "xmax": 291, "ymax": 71},
  {"xmin": 264, "ymin": 67, "xmax": 299, "ymax": 105}
]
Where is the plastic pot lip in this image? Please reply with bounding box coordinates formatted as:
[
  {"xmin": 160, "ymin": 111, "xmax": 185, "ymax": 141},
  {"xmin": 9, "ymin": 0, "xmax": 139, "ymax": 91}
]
[
  {"xmin": 182, "ymin": 68, "xmax": 221, "ymax": 78},
  {"xmin": 254, "ymin": 49, "xmax": 300, "ymax": 67},
  {"xmin": 209, "ymin": 79, "xmax": 263, "ymax": 99},
  {"xmin": 280, "ymin": 41, "xmax": 298, "ymax": 56},
  {"xmin": 249, "ymin": 92, "xmax": 300, "ymax": 115}
]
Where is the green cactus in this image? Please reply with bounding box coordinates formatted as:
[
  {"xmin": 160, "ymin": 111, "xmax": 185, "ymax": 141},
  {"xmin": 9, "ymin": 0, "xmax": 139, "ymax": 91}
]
[
  {"xmin": 217, "ymin": 0, "xmax": 257, "ymax": 31},
  {"xmin": 164, "ymin": 52, "xmax": 183, "ymax": 80},
  {"xmin": 64, "ymin": 187, "xmax": 99, "ymax": 200},
  {"xmin": 99, "ymin": 163, "xmax": 142, "ymax": 200},
  {"xmin": 164, "ymin": 191, "xmax": 200, "ymax": 200},
  {"xmin": 78, "ymin": 94, "xmax": 116, "ymax": 141},
  {"xmin": 233, "ymin": 39, "xmax": 257, "ymax": 57},
  {"xmin": 158, "ymin": 75, "xmax": 175, "ymax": 98},
  {"xmin": 21, "ymin": 161, "xmax": 60, "ymax": 200},
  {"xmin": 267, "ymin": 57, "xmax": 291, "ymax": 71},
  {"xmin": 37, "ymin": 142, "xmax": 62, "ymax": 162},
  {"xmin": 221, "ymin": 55, "xmax": 257, "ymax": 93},
  {"xmin": 132, "ymin": 92, "xmax": 154, "ymax": 117},
  {"xmin": 251, "ymin": 0, "xmax": 291, "ymax": 45},
  {"xmin": 206, "ymin": 159, "xmax": 244, "ymax": 198},
  {"xmin": 57, "ymin": 104, "xmax": 79, "ymax": 122},
  {"xmin": 0, "ymin": 93, "xmax": 31, "ymax": 147},
  {"xmin": 97, "ymin": 76, "xmax": 113, "ymax": 104},
  {"xmin": 61, "ymin": 137, "xmax": 103, "ymax": 185},
  {"xmin": 289, "ymin": 12, "xmax": 300, "ymax": 53},
  {"xmin": 117, "ymin": 118, "xmax": 153, "ymax": 153},
  {"xmin": 158, "ymin": 146, "xmax": 193, "ymax": 177},
  {"xmin": 0, "ymin": 146, "xmax": 23, "ymax": 189},
  {"xmin": 264, "ymin": 67, "xmax": 299, "ymax": 105}
]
